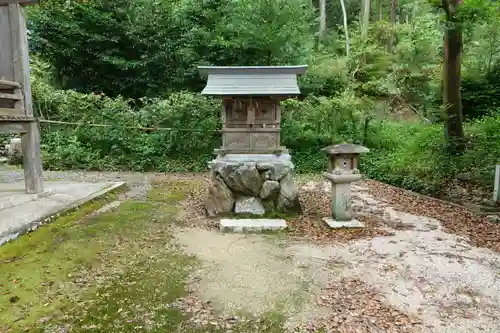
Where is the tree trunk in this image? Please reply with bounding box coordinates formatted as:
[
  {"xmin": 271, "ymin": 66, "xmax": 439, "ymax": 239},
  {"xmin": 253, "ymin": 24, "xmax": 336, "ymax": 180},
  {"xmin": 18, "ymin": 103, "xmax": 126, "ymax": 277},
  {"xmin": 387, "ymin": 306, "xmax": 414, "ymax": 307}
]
[
  {"xmin": 361, "ymin": 0, "xmax": 371, "ymax": 40},
  {"xmin": 390, "ymin": 0, "xmax": 397, "ymax": 24},
  {"xmin": 340, "ymin": 0, "xmax": 350, "ymax": 55},
  {"xmin": 378, "ymin": 0, "xmax": 383, "ymax": 21},
  {"xmin": 388, "ymin": 0, "xmax": 397, "ymax": 51},
  {"xmin": 443, "ymin": 25, "xmax": 465, "ymax": 154},
  {"xmin": 319, "ymin": 0, "xmax": 327, "ymax": 38}
]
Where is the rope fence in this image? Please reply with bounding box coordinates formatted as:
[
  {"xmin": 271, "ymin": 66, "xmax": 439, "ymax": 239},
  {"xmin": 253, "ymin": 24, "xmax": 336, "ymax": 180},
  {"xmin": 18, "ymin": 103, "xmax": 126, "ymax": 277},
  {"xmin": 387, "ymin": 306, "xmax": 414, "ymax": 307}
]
[{"xmin": 37, "ymin": 119, "xmax": 222, "ymax": 133}]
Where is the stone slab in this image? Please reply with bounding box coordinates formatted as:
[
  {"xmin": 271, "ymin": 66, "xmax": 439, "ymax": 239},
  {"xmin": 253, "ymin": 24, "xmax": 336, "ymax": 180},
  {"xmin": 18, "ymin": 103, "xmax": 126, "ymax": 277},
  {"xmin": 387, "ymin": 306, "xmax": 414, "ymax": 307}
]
[
  {"xmin": 220, "ymin": 218, "xmax": 287, "ymax": 233},
  {"xmin": 210, "ymin": 153, "xmax": 292, "ymax": 164},
  {"xmin": 0, "ymin": 181, "xmax": 126, "ymax": 246},
  {"xmin": 322, "ymin": 217, "xmax": 364, "ymax": 229}
]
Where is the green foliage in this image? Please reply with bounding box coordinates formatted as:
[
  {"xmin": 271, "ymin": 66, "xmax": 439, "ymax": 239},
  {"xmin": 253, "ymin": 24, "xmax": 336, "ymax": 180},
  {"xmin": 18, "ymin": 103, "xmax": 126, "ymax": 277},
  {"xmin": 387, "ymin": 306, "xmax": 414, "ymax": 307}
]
[
  {"xmin": 34, "ymin": 78, "xmax": 500, "ymax": 197},
  {"xmin": 34, "ymin": 81, "xmax": 221, "ymax": 171},
  {"xmin": 23, "ymin": 0, "xmax": 500, "ymax": 199},
  {"xmin": 363, "ymin": 110, "xmax": 500, "ymax": 193},
  {"xmin": 28, "ymin": 0, "xmax": 314, "ymax": 98}
]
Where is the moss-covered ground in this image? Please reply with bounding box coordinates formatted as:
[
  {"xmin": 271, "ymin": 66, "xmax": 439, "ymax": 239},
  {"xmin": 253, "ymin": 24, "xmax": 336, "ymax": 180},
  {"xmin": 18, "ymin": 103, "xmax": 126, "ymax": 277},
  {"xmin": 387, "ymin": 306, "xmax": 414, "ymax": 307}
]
[{"xmin": 0, "ymin": 179, "xmax": 286, "ymax": 333}]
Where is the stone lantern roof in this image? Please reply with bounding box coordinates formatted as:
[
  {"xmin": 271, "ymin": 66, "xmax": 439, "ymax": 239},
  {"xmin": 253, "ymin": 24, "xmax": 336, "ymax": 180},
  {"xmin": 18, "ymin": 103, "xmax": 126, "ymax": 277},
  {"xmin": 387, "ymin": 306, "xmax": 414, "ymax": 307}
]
[
  {"xmin": 322, "ymin": 143, "xmax": 370, "ymax": 155},
  {"xmin": 198, "ymin": 66, "xmax": 307, "ymax": 96}
]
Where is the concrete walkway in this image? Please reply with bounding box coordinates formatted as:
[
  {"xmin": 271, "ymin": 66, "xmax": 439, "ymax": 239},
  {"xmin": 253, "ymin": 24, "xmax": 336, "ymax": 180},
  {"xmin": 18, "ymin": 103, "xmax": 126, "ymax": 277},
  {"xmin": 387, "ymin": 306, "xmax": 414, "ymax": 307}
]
[{"xmin": 0, "ymin": 180, "xmax": 125, "ymax": 245}]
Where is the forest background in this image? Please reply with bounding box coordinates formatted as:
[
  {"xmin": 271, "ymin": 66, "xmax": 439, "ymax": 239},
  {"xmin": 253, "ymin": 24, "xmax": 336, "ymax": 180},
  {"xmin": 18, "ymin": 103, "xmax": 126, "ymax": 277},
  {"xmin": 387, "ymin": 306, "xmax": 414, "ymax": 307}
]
[{"xmin": 19, "ymin": 0, "xmax": 500, "ymax": 203}]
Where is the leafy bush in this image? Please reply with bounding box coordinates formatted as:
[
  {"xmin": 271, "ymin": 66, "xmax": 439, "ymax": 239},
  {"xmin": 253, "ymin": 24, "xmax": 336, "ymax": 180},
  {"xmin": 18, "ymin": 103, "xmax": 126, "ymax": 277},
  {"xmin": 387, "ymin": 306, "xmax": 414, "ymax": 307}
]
[
  {"xmin": 28, "ymin": 0, "xmax": 314, "ymax": 98},
  {"xmin": 33, "ymin": 79, "xmax": 500, "ymax": 196},
  {"xmin": 363, "ymin": 110, "xmax": 500, "ymax": 194}
]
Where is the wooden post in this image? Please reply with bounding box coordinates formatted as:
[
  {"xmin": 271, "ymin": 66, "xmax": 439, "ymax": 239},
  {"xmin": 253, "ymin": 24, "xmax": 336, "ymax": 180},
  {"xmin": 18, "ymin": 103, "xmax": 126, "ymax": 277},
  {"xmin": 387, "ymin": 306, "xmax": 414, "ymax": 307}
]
[
  {"xmin": 22, "ymin": 122, "xmax": 44, "ymax": 193},
  {"xmin": 0, "ymin": 0, "xmax": 44, "ymax": 194},
  {"xmin": 494, "ymin": 164, "xmax": 500, "ymax": 203}
]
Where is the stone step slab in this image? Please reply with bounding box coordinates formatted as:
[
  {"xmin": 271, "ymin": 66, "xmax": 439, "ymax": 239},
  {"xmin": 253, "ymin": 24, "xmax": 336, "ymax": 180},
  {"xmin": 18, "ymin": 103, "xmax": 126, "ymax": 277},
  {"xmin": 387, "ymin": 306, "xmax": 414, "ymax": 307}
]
[{"xmin": 220, "ymin": 218, "xmax": 287, "ymax": 233}]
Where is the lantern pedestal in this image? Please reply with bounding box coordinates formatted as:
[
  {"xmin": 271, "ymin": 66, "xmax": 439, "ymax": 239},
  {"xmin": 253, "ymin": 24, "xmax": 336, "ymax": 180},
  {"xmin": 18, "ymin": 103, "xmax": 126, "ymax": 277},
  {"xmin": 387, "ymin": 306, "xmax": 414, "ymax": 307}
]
[
  {"xmin": 321, "ymin": 144, "xmax": 369, "ymax": 229},
  {"xmin": 205, "ymin": 154, "xmax": 301, "ymax": 217},
  {"xmin": 322, "ymin": 172, "xmax": 364, "ymax": 228}
]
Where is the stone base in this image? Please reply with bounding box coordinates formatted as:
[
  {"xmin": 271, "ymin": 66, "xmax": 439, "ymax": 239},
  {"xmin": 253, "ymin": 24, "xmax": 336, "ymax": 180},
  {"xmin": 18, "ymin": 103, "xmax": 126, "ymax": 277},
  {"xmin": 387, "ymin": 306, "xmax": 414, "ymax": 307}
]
[
  {"xmin": 205, "ymin": 154, "xmax": 301, "ymax": 217},
  {"xmin": 322, "ymin": 217, "xmax": 364, "ymax": 229},
  {"xmin": 220, "ymin": 218, "xmax": 287, "ymax": 233}
]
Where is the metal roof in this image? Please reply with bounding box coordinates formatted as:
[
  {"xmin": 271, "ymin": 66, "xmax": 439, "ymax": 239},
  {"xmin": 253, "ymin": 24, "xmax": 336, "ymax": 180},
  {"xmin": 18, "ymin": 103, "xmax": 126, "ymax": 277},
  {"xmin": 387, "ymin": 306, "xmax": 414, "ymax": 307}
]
[{"xmin": 198, "ymin": 66, "xmax": 307, "ymax": 96}]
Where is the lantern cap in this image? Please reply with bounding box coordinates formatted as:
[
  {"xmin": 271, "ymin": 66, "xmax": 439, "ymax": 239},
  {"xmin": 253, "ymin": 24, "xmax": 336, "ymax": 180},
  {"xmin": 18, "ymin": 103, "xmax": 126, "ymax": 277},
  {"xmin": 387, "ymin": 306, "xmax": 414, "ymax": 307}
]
[{"xmin": 322, "ymin": 143, "xmax": 369, "ymax": 155}]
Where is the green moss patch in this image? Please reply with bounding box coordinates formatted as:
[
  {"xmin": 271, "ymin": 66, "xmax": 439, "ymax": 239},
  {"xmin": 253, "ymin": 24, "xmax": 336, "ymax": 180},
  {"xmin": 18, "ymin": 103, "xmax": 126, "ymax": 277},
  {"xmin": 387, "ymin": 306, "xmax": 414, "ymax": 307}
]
[{"xmin": 1, "ymin": 178, "xmax": 289, "ymax": 333}]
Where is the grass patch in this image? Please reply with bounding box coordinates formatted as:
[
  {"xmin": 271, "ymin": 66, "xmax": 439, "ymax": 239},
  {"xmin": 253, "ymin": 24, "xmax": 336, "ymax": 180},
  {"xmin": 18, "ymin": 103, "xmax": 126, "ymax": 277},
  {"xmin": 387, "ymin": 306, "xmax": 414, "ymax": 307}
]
[
  {"xmin": 0, "ymin": 187, "xmax": 179, "ymax": 332},
  {"xmin": 1, "ymin": 178, "xmax": 290, "ymax": 333}
]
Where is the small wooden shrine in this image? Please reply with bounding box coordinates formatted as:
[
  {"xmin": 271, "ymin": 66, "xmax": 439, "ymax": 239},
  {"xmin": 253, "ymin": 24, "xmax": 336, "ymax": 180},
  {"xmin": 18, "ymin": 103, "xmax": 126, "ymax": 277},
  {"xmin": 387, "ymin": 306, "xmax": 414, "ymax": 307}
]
[
  {"xmin": 198, "ymin": 66, "xmax": 307, "ymax": 156},
  {"xmin": 0, "ymin": 0, "xmax": 44, "ymax": 194}
]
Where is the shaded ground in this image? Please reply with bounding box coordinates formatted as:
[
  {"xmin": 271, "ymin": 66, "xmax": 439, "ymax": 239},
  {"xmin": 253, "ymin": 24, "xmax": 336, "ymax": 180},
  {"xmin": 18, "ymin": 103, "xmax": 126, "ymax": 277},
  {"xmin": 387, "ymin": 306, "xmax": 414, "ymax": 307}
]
[{"xmin": 1, "ymin": 171, "xmax": 499, "ymax": 333}]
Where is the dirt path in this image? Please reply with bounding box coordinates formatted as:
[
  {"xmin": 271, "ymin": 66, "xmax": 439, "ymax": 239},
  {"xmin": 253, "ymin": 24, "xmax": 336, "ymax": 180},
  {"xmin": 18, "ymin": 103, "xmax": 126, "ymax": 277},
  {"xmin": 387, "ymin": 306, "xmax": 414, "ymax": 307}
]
[{"xmin": 173, "ymin": 179, "xmax": 500, "ymax": 333}]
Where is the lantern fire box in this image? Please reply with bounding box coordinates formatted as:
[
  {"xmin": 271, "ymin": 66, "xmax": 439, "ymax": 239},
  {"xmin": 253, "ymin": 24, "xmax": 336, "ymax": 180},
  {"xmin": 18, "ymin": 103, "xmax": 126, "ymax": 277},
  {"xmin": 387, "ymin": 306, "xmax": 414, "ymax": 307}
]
[{"xmin": 198, "ymin": 66, "xmax": 307, "ymax": 217}]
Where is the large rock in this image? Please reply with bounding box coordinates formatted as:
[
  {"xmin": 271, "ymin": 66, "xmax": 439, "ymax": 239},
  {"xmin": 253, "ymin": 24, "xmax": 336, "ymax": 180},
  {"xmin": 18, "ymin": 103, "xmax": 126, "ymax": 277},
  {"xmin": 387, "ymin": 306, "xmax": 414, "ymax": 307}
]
[
  {"xmin": 205, "ymin": 175, "xmax": 234, "ymax": 217},
  {"xmin": 277, "ymin": 173, "xmax": 301, "ymax": 213},
  {"xmin": 256, "ymin": 161, "xmax": 293, "ymax": 181},
  {"xmin": 206, "ymin": 158, "xmax": 301, "ymax": 216},
  {"xmin": 215, "ymin": 162, "xmax": 262, "ymax": 196},
  {"xmin": 234, "ymin": 197, "xmax": 265, "ymax": 216},
  {"xmin": 259, "ymin": 180, "xmax": 280, "ymax": 200}
]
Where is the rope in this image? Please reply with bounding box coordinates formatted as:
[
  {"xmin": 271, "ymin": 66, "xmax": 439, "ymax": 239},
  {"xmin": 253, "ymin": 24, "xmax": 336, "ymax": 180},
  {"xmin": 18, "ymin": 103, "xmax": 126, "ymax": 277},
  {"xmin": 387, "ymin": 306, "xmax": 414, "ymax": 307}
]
[{"xmin": 38, "ymin": 119, "xmax": 221, "ymax": 133}]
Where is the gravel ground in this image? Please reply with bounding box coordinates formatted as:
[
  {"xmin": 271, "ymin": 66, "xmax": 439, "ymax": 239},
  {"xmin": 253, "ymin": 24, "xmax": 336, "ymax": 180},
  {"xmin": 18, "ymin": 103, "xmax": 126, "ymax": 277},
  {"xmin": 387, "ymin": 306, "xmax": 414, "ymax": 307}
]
[
  {"xmin": 2, "ymin": 170, "xmax": 499, "ymax": 333},
  {"xmin": 172, "ymin": 176, "xmax": 500, "ymax": 333}
]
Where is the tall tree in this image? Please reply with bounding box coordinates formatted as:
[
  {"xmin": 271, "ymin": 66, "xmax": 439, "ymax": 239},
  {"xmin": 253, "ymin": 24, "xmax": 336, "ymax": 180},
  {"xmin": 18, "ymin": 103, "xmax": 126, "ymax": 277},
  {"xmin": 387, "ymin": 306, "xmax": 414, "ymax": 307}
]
[
  {"xmin": 361, "ymin": 0, "xmax": 371, "ymax": 39},
  {"xmin": 390, "ymin": 0, "xmax": 397, "ymax": 24},
  {"xmin": 441, "ymin": 0, "xmax": 465, "ymax": 154},
  {"xmin": 319, "ymin": 0, "xmax": 327, "ymax": 37},
  {"xmin": 388, "ymin": 0, "xmax": 397, "ymax": 51},
  {"xmin": 340, "ymin": 0, "xmax": 350, "ymax": 55}
]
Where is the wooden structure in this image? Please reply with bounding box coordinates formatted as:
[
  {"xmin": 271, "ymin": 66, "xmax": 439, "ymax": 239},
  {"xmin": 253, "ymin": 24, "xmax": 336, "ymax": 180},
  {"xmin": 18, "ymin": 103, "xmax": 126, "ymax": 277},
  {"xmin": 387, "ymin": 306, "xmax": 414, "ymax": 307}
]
[
  {"xmin": 0, "ymin": 0, "xmax": 43, "ymax": 193},
  {"xmin": 198, "ymin": 66, "xmax": 307, "ymax": 156}
]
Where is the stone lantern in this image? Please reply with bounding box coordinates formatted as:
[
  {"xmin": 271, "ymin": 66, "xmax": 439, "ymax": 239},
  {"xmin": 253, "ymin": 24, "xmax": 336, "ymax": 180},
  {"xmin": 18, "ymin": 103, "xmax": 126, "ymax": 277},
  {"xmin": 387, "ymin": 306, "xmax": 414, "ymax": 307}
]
[
  {"xmin": 198, "ymin": 66, "xmax": 307, "ymax": 217},
  {"xmin": 322, "ymin": 143, "xmax": 369, "ymax": 228}
]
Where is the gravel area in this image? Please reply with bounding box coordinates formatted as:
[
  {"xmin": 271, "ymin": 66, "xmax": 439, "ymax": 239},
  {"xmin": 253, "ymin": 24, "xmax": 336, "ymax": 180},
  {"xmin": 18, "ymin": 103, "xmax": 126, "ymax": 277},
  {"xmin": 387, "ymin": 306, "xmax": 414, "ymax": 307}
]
[
  {"xmin": 172, "ymin": 176, "xmax": 500, "ymax": 333},
  {"xmin": 3, "ymin": 170, "xmax": 499, "ymax": 332}
]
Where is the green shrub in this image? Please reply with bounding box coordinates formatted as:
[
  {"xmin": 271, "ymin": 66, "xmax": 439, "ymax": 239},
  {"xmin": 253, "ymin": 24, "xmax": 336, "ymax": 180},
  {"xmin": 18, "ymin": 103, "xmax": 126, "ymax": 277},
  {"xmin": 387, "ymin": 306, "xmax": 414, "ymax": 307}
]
[
  {"xmin": 363, "ymin": 110, "xmax": 500, "ymax": 194},
  {"xmin": 28, "ymin": 0, "xmax": 314, "ymax": 98},
  {"xmin": 33, "ymin": 80, "xmax": 500, "ymax": 196}
]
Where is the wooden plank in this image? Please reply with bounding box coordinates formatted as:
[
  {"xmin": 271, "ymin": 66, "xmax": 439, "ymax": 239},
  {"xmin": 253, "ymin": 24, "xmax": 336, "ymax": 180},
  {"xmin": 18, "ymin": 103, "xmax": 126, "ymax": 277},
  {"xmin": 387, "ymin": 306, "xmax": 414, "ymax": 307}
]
[
  {"xmin": 0, "ymin": 107, "xmax": 25, "ymax": 116},
  {"xmin": 0, "ymin": 121, "xmax": 27, "ymax": 133},
  {"xmin": 0, "ymin": 7, "xmax": 14, "ymax": 80},
  {"xmin": 0, "ymin": 0, "xmax": 39, "ymax": 6},
  {"xmin": 0, "ymin": 92, "xmax": 21, "ymax": 100},
  {"xmin": 223, "ymin": 127, "xmax": 279, "ymax": 133},
  {"xmin": 22, "ymin": 121, "xmax": 44, "ymax": 194},
  {"xmin": 0, "ymin": 79, "xmax": 21, "ymax": 89},
  {"xmin": 9, "ymin": 3, "xmax": 33, "ymax": 116}
]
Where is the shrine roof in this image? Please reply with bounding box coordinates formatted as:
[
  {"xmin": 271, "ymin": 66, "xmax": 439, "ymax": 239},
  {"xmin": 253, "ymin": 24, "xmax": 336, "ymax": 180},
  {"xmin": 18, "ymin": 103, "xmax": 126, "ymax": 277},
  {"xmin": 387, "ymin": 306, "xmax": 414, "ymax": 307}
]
[{"xmin": 198, "ymin": 66, "xmax": 307, "ymax": 96}]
